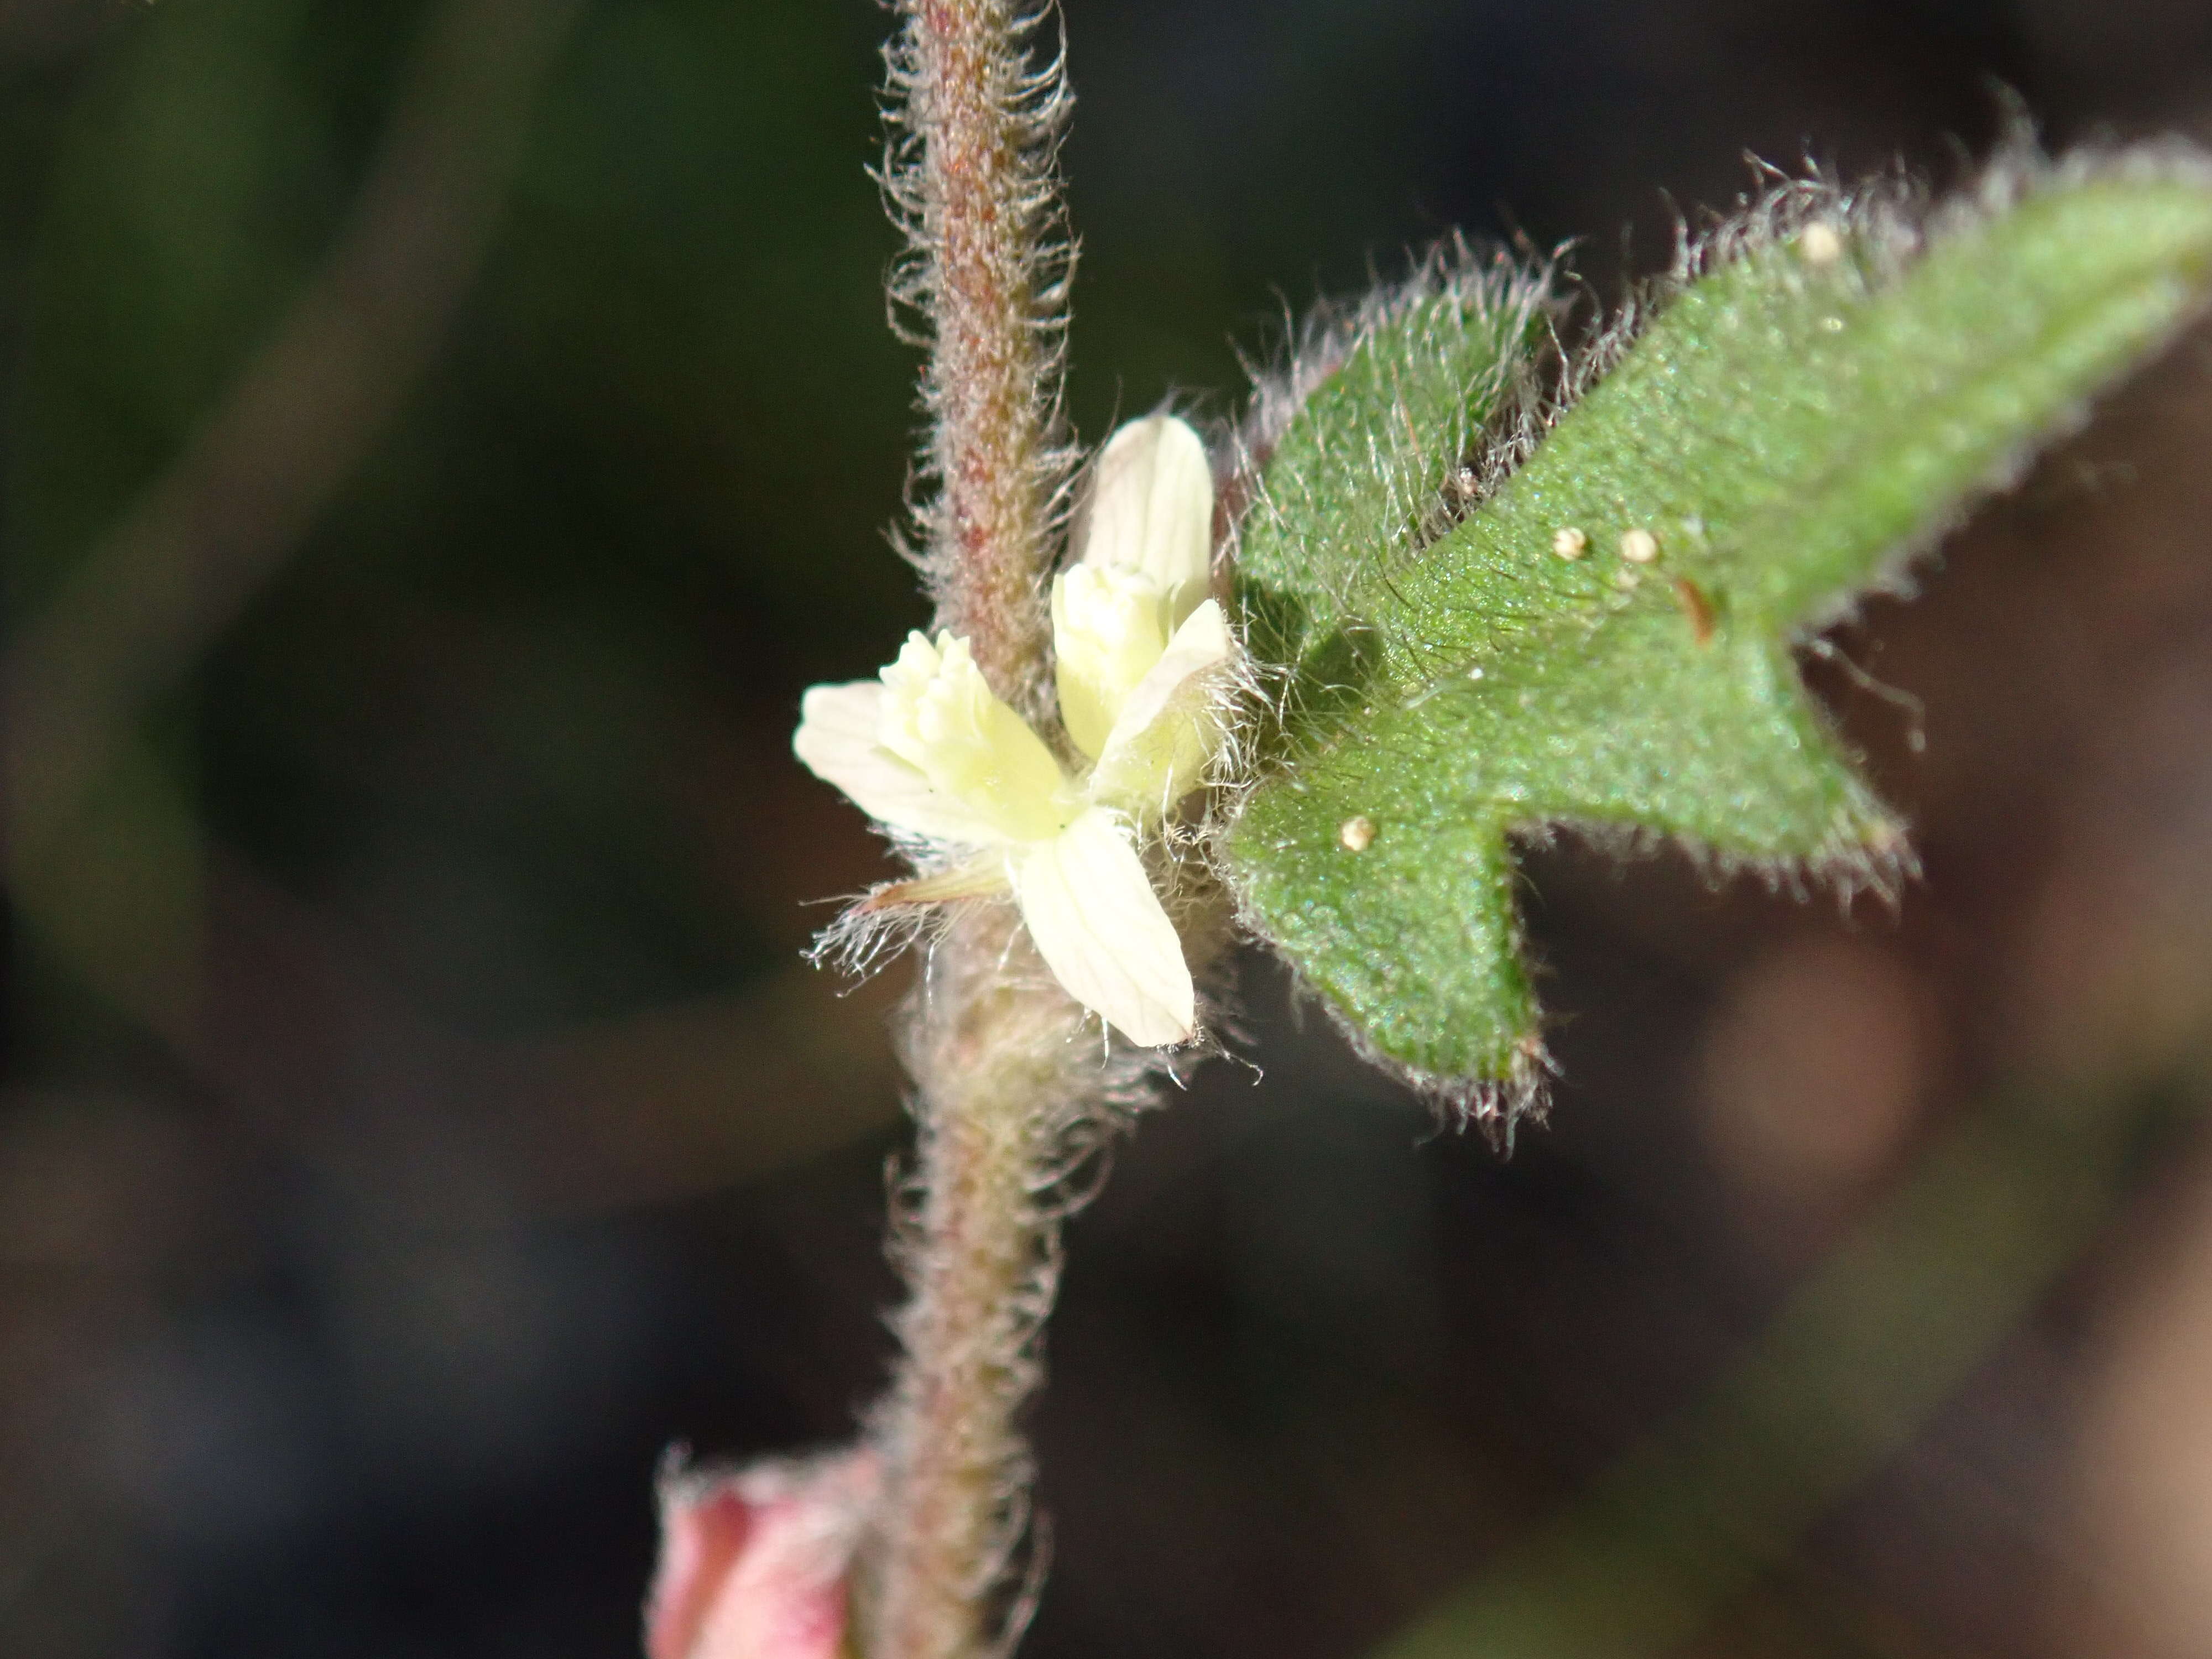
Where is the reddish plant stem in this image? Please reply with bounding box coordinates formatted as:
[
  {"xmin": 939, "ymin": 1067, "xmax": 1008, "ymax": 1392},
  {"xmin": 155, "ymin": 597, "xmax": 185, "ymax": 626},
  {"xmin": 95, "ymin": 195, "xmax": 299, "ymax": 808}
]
[
  {"xmin": 891, "ymin": 0, "xmax": 1070, "ymax": 715},
  {"xmin": 868, "ymin": 909, "xmax": 1091, "ymax": 1659},
  {"xmin": 866, "ymin": 5, "xmax": 1086, "ymax": 1657}
]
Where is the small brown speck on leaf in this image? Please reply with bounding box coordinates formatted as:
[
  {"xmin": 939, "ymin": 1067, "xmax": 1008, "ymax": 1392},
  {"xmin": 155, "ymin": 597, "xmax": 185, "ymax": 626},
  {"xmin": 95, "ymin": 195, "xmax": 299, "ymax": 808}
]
[{"xmin": 1673, "ymin": 576, "xmax": 1716, "ymax": 645}]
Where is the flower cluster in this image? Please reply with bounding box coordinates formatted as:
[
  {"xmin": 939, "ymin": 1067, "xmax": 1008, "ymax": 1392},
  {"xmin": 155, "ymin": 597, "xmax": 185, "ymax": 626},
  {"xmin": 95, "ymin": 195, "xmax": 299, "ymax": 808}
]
[{"xmin": 793, "ymin": 415, "xmax": 1230, "ymax": 1045}]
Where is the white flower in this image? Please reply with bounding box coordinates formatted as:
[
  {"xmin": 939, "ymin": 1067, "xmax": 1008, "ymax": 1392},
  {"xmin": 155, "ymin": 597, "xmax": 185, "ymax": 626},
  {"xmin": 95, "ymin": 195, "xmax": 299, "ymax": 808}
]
[{"xmin": 792, "ymin": 414, "xmax": 1230, "ymax": 1046}]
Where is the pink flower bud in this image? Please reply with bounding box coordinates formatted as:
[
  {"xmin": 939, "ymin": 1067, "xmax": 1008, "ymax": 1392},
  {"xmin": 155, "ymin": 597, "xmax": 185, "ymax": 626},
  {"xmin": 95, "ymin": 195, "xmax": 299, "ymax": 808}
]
[{"xmin": 646, "ymin": 1447, "xmax": 880, "ymax": 1659}]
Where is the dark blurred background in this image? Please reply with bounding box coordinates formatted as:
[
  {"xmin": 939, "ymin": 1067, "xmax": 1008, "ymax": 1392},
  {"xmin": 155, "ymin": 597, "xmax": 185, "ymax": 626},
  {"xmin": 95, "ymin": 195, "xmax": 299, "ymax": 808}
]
[{"xmin": 5, "ymin": 1, "xmax": 2212, "ymax": 1655}]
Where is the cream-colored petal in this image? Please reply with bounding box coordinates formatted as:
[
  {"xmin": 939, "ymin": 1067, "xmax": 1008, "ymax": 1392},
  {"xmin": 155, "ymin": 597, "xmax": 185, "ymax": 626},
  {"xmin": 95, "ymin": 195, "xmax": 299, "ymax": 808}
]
[
  {"xmin": 1051, "ymin": 564, "xmax": 1172, "ymax": 760},
  {"xmin": 1087, "ymin": 598, "xmax": 1233, "ymax": 819},
  {"xmin": 1010, "ymin": 807, "xmax": 1194, "ymax": 1047},
  {"xmin": 1077, "ymin": 415, "xmax": 1214, "ymax": 626},
  {"xmin": 875, "ymin": 632, "xmax": 1074, "ymax": 842},
  {"xmin": 792, "ymin": 681, "xmax": 1005, "ymax": 844}
]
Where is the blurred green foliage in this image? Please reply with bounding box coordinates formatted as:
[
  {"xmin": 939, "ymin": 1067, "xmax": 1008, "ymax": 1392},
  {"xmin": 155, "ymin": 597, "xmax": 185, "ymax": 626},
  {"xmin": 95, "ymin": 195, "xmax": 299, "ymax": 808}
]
[{"xmin": 8, "ymin": 0, "xmax": 924, "ymax": 1040}]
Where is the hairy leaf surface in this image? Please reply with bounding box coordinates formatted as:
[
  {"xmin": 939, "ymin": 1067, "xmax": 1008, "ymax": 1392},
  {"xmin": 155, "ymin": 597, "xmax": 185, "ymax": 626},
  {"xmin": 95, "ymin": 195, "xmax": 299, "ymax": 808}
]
[
  {"xmin": 1225, "ymin": 159, "xmax": 2212, "ymax": 1104},
  {"xmin": 1232, "ymin": 248, "xmax": 1553, "ymax": 674}
]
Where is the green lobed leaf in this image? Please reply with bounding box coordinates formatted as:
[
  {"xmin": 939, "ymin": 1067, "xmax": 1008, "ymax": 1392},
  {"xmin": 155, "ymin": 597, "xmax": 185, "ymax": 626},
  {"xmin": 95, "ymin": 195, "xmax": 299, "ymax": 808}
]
[
  {"xmin": 1230, "ymin": 243, "xmax": 1554, "ymax": 678},
  {"xmin": 1224, "ymin": 155, "xmax": 2212, "ymax": 1107}
]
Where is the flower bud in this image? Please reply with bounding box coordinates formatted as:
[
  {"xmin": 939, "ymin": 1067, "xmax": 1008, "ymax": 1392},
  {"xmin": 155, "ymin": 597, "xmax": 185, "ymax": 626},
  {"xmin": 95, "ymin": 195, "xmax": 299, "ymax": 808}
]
[{"xmin": 646, "ymin": 1448, "xmax": 880, "ymax": 1659}]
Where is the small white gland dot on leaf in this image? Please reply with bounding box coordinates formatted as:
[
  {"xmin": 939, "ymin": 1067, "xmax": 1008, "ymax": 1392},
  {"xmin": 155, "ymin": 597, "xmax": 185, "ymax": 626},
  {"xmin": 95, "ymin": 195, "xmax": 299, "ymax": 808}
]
[
  {"xmin": 1619, "ymin": 527, "xmax": 1660, "ymax": 563},
  {"xmin": 1467, "ymin": 664, "xmax": 1484, "ymax": 681},
  {"xmin": 1338, "ymin": 815, "xmax": 1377, "ymax": 852},
  {"xmin": 1551, "ymin": 526, "xmax": 1588, "ymax": 559},
  {"xmin": 1800, "ymin": 221, "xmax": 1845, "ymax": 265}
]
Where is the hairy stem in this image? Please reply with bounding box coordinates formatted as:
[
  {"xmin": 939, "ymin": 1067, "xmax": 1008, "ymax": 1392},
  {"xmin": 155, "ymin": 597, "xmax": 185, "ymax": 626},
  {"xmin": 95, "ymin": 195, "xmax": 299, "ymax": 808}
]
[
  {"xmin": 868, "ymin": 4, "xmax": 1086, "ymax": 1655},
  {"xmin": 885, "ymin": 0, "xmax": 1073, "ymax": 716},
  {"xmin": 867, "ymin": 909, "xmax": 1098, "ymax": 1658}
]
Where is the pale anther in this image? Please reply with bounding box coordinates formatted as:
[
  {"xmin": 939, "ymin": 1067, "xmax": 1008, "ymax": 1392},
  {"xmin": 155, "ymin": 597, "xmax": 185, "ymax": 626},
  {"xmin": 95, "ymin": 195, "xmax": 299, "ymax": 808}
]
[
  {"xmin": 1619, "ymin": 527, "xmax": 1660, "ymax": 564},
  {"xmin": 1552, "ymin": 526, "xmax": 1588, "ymax": 560},
  {"xmin": 1338, "ymin": 815, "xmax": 1377, "ymax": 852}
]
